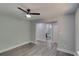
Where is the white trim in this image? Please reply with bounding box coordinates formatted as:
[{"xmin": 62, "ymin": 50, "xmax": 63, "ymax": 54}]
[
  {"xmin": 76, "ymin": 51, "xmax": 79, "ymax": 56},
  {"xmin": 57, "ymin": 48, "xmax": 77, "ymax": 56},
  {"xmin": 0, "ymin": 41, "xmax": 33, "ymax": 53},
  {"xmin": 0, "ymin": 41, "xmax": 77, "ymax": 55}
]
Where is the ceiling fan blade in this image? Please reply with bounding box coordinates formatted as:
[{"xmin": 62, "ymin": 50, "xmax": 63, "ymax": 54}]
[
  {"xmin": 30, "ymin": 13, "xmax": 40, "ymax": 15},
  {"xmin": 17, "ymin": 7, "xmax": 40, "ymax": 15},
  {"xmin": 17, "ymin": 7, "xmax": 27, "ymax": 13}
]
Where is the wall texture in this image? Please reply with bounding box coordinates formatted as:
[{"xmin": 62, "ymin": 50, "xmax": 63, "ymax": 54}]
[
  {"xmin": 57, "ymin": 15, "xmax": 75, "ymax": 53},
  {"xmin": 75, "ymin": 6, "xmax": 79, "ymax": 54},
  {"xmin": 30, "ymin": 22, "xmax": 36, "ymax": 42},
  {"xmin": 0, "ymin": 15, "xmax": 32, "ymax": 53},
  {"xmin": 0, "ymin": 3, "xmax": 32, "ymax": 53}
]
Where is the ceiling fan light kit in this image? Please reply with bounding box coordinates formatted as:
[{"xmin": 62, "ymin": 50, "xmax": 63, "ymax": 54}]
[{"xmin": 26, "ymin": 14, "xmax": 31, "ymax": 18}]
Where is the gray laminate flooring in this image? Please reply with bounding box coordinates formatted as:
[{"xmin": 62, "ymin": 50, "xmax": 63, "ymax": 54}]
[{"xmin": 0, "ymin": 41, "xmax": 74, "ymax": 56}]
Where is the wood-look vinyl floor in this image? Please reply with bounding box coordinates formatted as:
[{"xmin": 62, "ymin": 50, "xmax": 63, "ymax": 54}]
[{"xmin": 0, "ymin": 41, "xmax": 74, "ymax": 56}]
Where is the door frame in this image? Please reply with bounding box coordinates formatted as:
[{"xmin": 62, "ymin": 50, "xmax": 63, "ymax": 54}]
[{"xmin": 35, "ymin": 21, "xmax": 58, "ymax": 42}]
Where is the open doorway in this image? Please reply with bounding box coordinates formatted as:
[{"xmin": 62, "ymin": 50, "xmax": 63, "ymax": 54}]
[
  {"xmin": 35, "ymin": 23, "xmax": 53, "ymax": 41},
  {"xmin": 35, "ymin": 22, "xmax": 58, "ymax": 48}
]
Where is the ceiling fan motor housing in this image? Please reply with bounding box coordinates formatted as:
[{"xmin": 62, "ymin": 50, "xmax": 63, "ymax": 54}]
[{"xmin": 27, "ymin": 9, "xmax": 30, "ymax": 14}]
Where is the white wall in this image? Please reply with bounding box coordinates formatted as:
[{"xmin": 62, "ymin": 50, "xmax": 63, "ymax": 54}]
[
  {"xmin": 30, "ymin": 22, "xmax": 36, "ymax": 42},
  {"xmin": 56, "ymin": 15, "xmax": 75, "ymax": 53},
  {"xmin": 0, "ymin": 4, "xmax": 32, "ymax": 53},
  {"xmin": 75, "ymin": 6, "xmax": 79, "ymax": 54},
  {"xmin": 0, "ymin": 12, "xmax": 32, "ymax": 53}
]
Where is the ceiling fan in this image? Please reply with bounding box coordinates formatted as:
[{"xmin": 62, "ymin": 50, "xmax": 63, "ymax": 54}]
[{"xmin": 17, "ymin": 7, "xmax": 40, "ymax": 16}]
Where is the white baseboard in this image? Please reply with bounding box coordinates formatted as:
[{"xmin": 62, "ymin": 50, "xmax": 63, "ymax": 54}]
[
  {"xmin": 76, "ymin": 51, "xmax": 79, "ymax": 56},
  {"xmin": 0, "ymin": 41, "xmax": 33, "ymax": 53},
  {"xmin": 57, "ymin": 48, "xmax": 77, "ymax": 56},
  {"xmin": 0, "ymin": 41, "xmax": 77, "ymax": 56}
]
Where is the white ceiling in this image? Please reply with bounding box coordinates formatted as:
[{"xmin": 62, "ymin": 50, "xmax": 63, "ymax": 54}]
[
  {"xmin": 18, "ymin": 3, "xmax": 78, "ymax": 20},
  {"xmin": 0, "ymin": 3, "xmax": 78, "ymax": 21}
]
